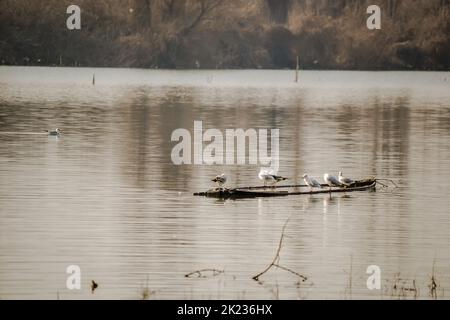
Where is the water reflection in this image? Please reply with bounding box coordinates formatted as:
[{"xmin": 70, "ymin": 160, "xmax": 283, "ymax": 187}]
[{"xmin": 1, "ymin": 68, "xmax": 450, "ymax": 299}]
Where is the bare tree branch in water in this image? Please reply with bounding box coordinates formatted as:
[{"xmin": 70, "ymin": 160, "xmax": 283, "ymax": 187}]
[
  {"xmin": 429, "ymin": 259, "xmax": 439, "ymax": 300},
  {"xmin": 252, "ymin": 216, "xmax": 308, "ymax": 283},
  {"xmin": 185, "ymin": 268, "xmax": 224, "ymax": 278},
  {"xmin": 376, "ymin": 178, "xmax": 398, "ymax": 188}
]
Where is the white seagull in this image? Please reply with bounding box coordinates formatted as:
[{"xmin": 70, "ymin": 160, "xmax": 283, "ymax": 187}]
[
  {"xmin": 302, "ymin": 173, "xmax": 322, "ymax": 191},
  {"xmin": 324, "ymin": 173, "xmax": 342, "ymax": 190},
  {"xmin": 338, "ymin": 171, "xmax": 354, "ymax": 187},
  {"xmin": 46, "ymin": 128, "xmax": 61, "ymax": 136},
  {"xmin": 211, "ymin": 174, "xmax": 227, "ymax": 188},
  {"xmin": 258, "ymin": 168, "xmax": 288, "ymax": 188}
]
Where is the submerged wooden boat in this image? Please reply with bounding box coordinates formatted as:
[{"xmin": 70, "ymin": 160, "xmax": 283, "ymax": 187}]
[{"xmin": 194, "ymin": 178, "xmax": 377, "ymax": 199}]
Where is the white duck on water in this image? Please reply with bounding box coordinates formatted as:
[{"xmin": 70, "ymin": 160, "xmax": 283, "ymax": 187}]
[
  {"xmin": 258, "ymin": 168, "xmax": 288, "ymax": 188},
  {"xmin": 46, "ymin": 128, "xmax": 61, "ymax": 136}
]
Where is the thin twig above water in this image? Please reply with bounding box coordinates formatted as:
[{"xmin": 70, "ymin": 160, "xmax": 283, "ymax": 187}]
[
  {"xmin": 252, "ymin": 216, "xmax": 308, "ymax": 283},
  {"xmin": 376, "ymin": 178, "xmax": 399, "ymax": 188}
]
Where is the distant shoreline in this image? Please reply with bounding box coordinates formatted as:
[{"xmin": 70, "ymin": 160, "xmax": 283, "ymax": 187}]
[{"xmin": 1, "ymin": 64, "xmax": 449, "ymax": 72}]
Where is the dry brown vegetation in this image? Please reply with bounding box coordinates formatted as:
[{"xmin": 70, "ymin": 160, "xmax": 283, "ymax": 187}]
[{"xmin": 0, "ymin": 0, "xmax": 449, "ymax": 69}]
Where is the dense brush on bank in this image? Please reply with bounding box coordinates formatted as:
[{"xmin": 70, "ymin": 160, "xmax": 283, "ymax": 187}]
[{"xmin": 0, "ymin": 0, "xmax": 449, "ymax": 70}]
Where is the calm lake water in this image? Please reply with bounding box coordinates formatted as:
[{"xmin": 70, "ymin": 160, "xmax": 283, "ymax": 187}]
[{"xmin": 1, "ymin": 67, "xmax": 450, "ymax": 299}]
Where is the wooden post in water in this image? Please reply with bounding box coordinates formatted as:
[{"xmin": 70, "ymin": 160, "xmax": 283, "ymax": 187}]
[
  {"xmin": 92, "ymin": 73, "xmax": 95, "ymax": 85},
  {"xmin": 295, "ymin": 55, "xmax": 299, "ymax": 83}
]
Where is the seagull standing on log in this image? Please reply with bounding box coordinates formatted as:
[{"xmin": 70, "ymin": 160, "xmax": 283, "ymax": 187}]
[
  {"xmin": 212, "ymin": 174, "xmax": 227, "ymax": 188},
  {"xmin": 302, "ymin": 173, "xmax": 323, "ymax": 192},
  {"xmin": 324, "ymin": 173, "xmax": 342, "ymax": 191},
  {"xmin": 258, "ymin": 168, "xmax": 288, "ymax": 188},
  {"xmin": 338, "ymin": 171, "xmax": 354, "ymax": 187}
]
